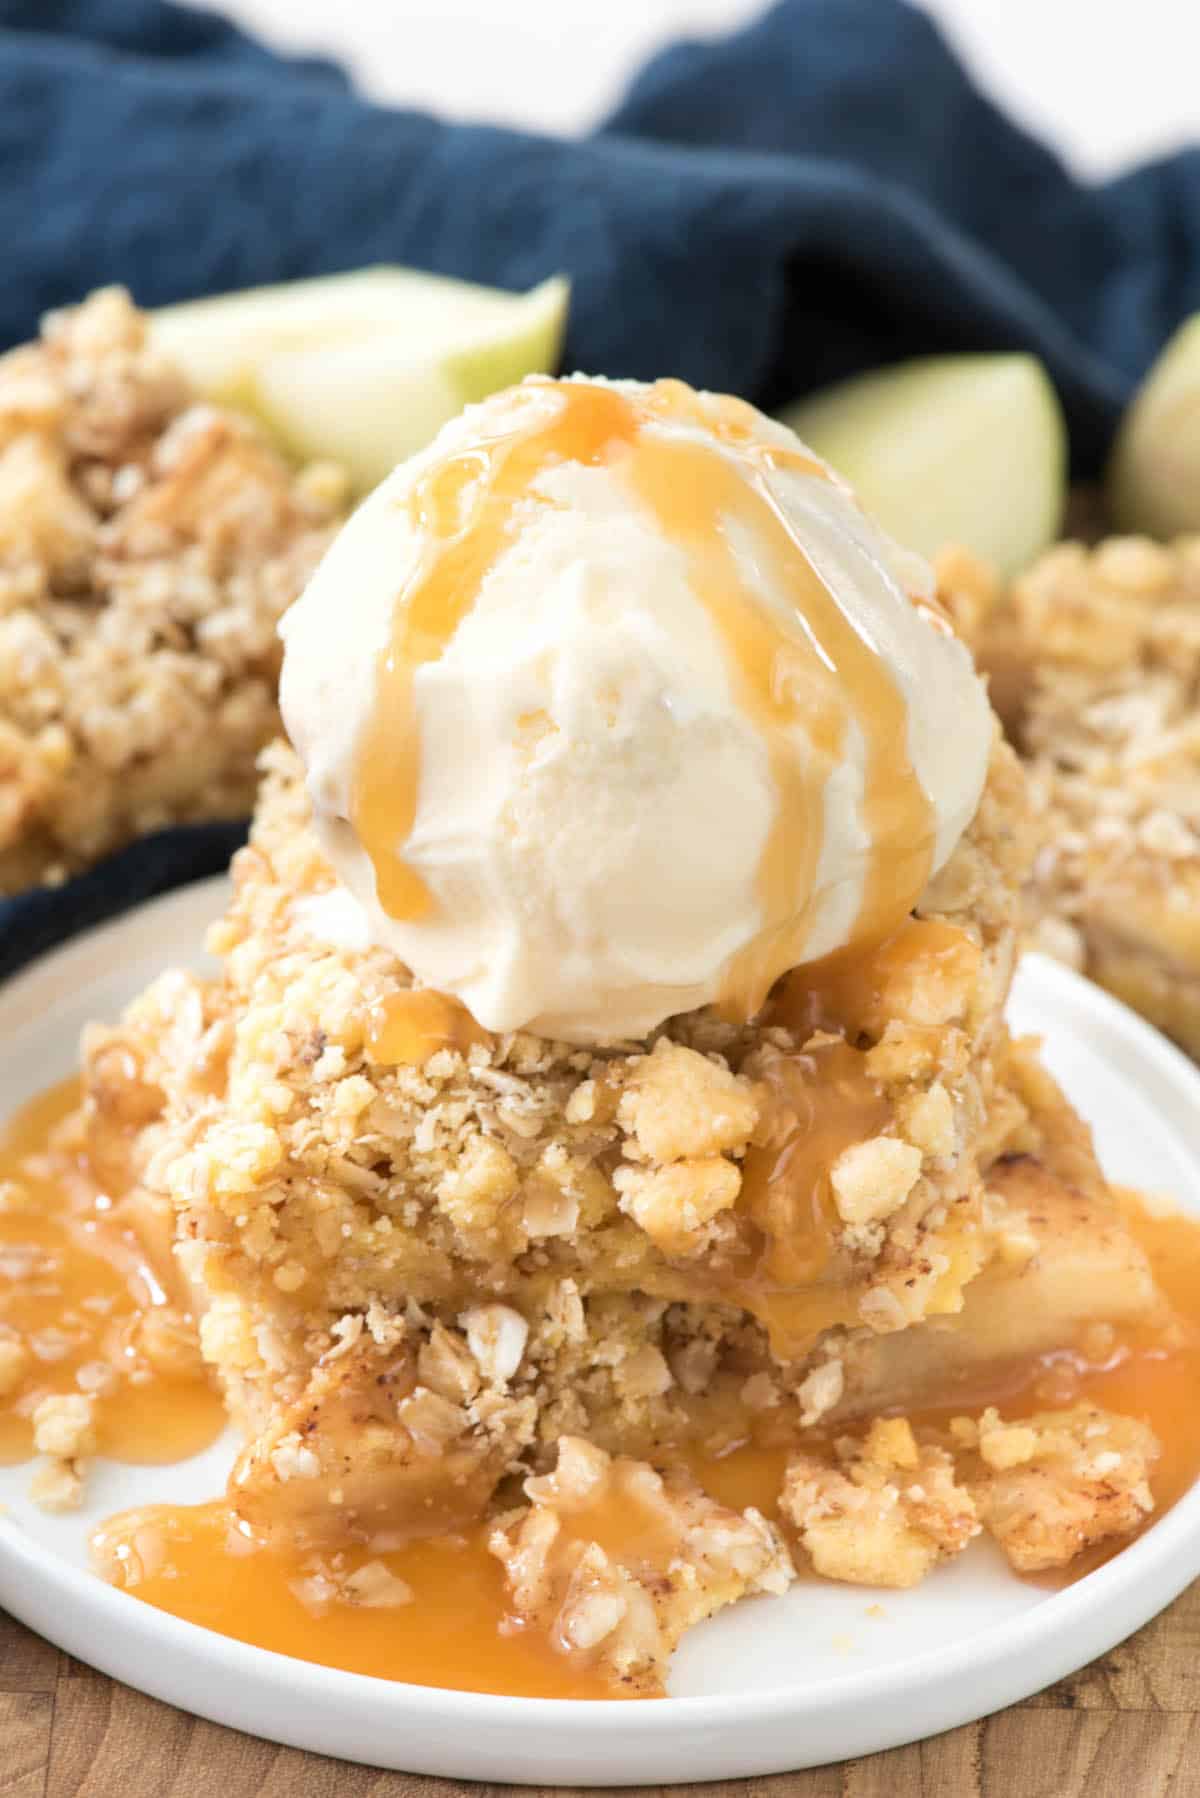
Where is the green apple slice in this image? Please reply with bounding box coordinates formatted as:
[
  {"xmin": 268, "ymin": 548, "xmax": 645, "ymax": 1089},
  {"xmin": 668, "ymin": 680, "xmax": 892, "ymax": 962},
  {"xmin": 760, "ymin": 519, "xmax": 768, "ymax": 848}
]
[
  {"xmin": 149, "ymin": 267, "xmax": 417, "ymax": 407},
  {"xmin": 252, "ymin": 278, "xmax": 567, "ymax": 493},
  {"xmin": 780, "ymin": 354, "xmax": 1067, "ymax": 576},
  {"xmin": 1108, "ymin": 314, "xmax": 1200, "ymax": 537},
  {"xmin": 150, "ymin": 269, "xmax": 569, "ymax": 491}
]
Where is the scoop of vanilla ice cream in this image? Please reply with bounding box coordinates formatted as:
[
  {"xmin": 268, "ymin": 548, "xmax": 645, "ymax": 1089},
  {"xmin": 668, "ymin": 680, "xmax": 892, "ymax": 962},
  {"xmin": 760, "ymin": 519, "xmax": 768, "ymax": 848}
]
[{"xmin": 280, "ymin": 377, "xmax": 992, "ymax": 1043}]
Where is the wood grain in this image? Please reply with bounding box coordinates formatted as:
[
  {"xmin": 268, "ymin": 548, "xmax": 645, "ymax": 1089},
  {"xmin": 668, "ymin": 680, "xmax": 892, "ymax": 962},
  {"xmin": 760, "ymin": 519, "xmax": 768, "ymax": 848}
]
[{"xmin": 4, "ymin": 1582, "xmax": 1200, "ymax": 1798}]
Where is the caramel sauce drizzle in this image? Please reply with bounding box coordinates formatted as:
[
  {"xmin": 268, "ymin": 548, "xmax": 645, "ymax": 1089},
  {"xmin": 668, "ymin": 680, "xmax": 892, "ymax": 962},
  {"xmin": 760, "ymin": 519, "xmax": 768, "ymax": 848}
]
[
  {"xmin": 769, "ymin": 916, "xmax": 981, "ymax": 1042},
  {"xmin": 738, "ymin": 1038, "xmax": 891, "ymax": 1293},
  {"xmin": 366, "ymin": 987, "xmax": 493, "ymax": 1068},
  {"xmin": 714, "ymin": 919, "xmax": 976, "ymax": 1353},
  {"xmin": 351, "ymin": 378, "xmax": 938, "ymax": 1023}
]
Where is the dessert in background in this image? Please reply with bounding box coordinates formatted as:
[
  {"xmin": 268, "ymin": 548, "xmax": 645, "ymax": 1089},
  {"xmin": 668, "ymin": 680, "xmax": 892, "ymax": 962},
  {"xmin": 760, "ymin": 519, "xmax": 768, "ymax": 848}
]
[
  {"xmin": 0, "ymin": 288, "xmax": 346, "ymax": 895},
  {"xmin": 942, "ymin": 537, "xmax": 1200, "ymax": 1059},
  {"xmin": 3, "ymin": 376, "xmax": 1196, "ymax": 1701}
]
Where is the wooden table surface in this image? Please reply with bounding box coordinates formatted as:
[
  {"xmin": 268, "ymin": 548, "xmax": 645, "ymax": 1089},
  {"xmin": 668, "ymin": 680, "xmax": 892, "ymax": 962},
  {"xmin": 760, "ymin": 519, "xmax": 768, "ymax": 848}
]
[{"xmin": 4, "ymin": 1581, "xmax": 1200, "ymax": 1798}]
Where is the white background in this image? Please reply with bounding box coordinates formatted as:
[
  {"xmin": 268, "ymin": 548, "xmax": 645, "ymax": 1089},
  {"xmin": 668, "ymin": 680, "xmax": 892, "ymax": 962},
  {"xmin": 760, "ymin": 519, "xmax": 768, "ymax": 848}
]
[{"xmin": 204, "ymin": 0, "xmax": 1199, "ymax": 177}]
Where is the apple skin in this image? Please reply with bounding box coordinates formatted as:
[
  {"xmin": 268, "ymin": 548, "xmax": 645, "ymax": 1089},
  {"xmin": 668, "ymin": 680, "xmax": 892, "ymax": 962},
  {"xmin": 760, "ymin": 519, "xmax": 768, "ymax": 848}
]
[
  {"xmin": 781, "ymin": 354, "xmax": 1066, "ymax": 578},
  {"xmin": 150, "ymin": 270, "xmax": 569, "ymax": 492},
  {"xmin": 1108, "ymin": 315, "xmax": 1200, "ymax": 539}
]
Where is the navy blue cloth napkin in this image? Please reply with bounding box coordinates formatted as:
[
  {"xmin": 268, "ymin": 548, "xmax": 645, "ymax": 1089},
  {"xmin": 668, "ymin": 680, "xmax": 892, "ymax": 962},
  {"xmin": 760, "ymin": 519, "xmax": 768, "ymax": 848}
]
[{"xmin": 3, "ymin": 0, "xmax": 1199, "ymax": 982}]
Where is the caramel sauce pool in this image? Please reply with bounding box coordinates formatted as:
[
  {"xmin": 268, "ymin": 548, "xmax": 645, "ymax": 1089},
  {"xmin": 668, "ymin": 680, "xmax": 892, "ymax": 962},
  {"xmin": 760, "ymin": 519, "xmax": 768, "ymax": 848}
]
[
  {"xmin": 351, "ymin": 379, "xmax": 938, "ymax": 1022},
  {"xmin": 7, "ymin": 1078, "xmax": 1200, "ymax": 1700},
  {"xmin": 90, "ymin": 1507, "xmax": 616, "ymax": 1701},
  {"xmin": 0, "ymin": 1080, "xmax": 224, "ymax": 1465},
  {"xmin": 92, "ymin": 1212, "xmax": 1200, "ymax": 1702}
]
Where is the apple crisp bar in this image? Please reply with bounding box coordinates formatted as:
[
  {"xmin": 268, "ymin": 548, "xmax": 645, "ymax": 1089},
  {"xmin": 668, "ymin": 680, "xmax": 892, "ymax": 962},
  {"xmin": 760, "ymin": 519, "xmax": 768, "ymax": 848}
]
[
  {"xmin": 0, "ymin": 287, "xmax": 346, "ymax": 894},
  {"xmin": 87, "ymin": 728, "xmax": 1029, "ymax": 1438},
  {"xmin": 939, "ymin": 537, "xmax": 1200, "ymax": 1057},
  {"xmin": 67, "ymin": 726, "xmax": 1176, "ymax": 1692}
]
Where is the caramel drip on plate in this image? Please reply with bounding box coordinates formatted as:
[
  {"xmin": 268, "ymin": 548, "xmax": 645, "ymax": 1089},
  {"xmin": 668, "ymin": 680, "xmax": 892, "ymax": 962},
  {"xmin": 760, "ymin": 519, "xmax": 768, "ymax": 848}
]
[
  {"xmin": 91, "ymin": 1504, "xmax": 616, "ymax": 1700},
  {"xmin": 5, "ymin": 1079, "xmax": 1200, "ymax": 1699},
  {"xmin": 366, "ymin": 988, "xmax": 493, "ymax": 1067},
  {"xmin": 89, "ymin": 1189, "xmax": 1200, "ymax": 1699},
  {"xmin": 0, "ymin": 1080, "xmax": 224, "ymax": 1465},
  {"xmin": 351, "ymin": 378, "xmax": 937, "ymax": 1022}
]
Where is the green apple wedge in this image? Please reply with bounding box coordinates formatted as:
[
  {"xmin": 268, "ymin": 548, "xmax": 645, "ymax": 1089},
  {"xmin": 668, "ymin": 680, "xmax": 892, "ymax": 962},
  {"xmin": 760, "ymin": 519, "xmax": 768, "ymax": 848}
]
[
  {"xmin": 1108, "ymin": 314, "xmax": 1200, "ymax": 537},
  {"xmin": 150, "ymin": 269, "xmax": 570, "ymax": 492},
  {"xmin": 780, "ymin": 354, "xmax": 1066, "ymax": 577}
]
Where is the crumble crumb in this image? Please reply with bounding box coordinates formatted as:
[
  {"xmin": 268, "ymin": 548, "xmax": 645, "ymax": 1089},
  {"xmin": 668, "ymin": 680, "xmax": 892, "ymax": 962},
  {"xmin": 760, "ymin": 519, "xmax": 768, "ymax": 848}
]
[
  {"xmin": 958, "ymin": 1403, "xmax": 1159, "ymax": 1572},
  {"xmin": 617, "ymin": 1039, "xmax": 758, "ymax": 1163},
  {"xmin": 614, "ymin": 1155, "xmax": 741, "ymax": 1252},
  {"xmin": 490, "ymin": 1437, "xmax": 793, "ymax": 1695},
  {"xmin": 797, "ymin": 1356, "xmax": 844, "ymax": 1427},
  {"xmin": 340, "ymin": 1560, "xmax": 414, "ymax": 1609},
  {"xmin": 31, "ymin": 1392, "xmax": 95, "ymax": 1459},
  {"xmin": 286, "ymin": 1556, "xmax": 414, "ymax": 1615},
  {"xmin": 781, "ymin": 1417, "xmax": 980, "ymax": 1588},
  {"xmin": 830, "ymin": 1137, "xmax": 923, "ymax": 1226},
  {"xmin": 28, "ymin": 1457, "xmax": 86, "ymax": 1513},
  {"xmin": 460, "ymin": 1304, "xmax": 530, "ymax": 1385}
]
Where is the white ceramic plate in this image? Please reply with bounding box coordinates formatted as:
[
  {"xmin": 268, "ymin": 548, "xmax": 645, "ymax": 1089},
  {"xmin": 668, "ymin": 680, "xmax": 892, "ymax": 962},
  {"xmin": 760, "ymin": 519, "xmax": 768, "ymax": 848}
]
[{"xmin": 2, "ymin": 878, "xmax": 1200, "ymax": 1783}]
